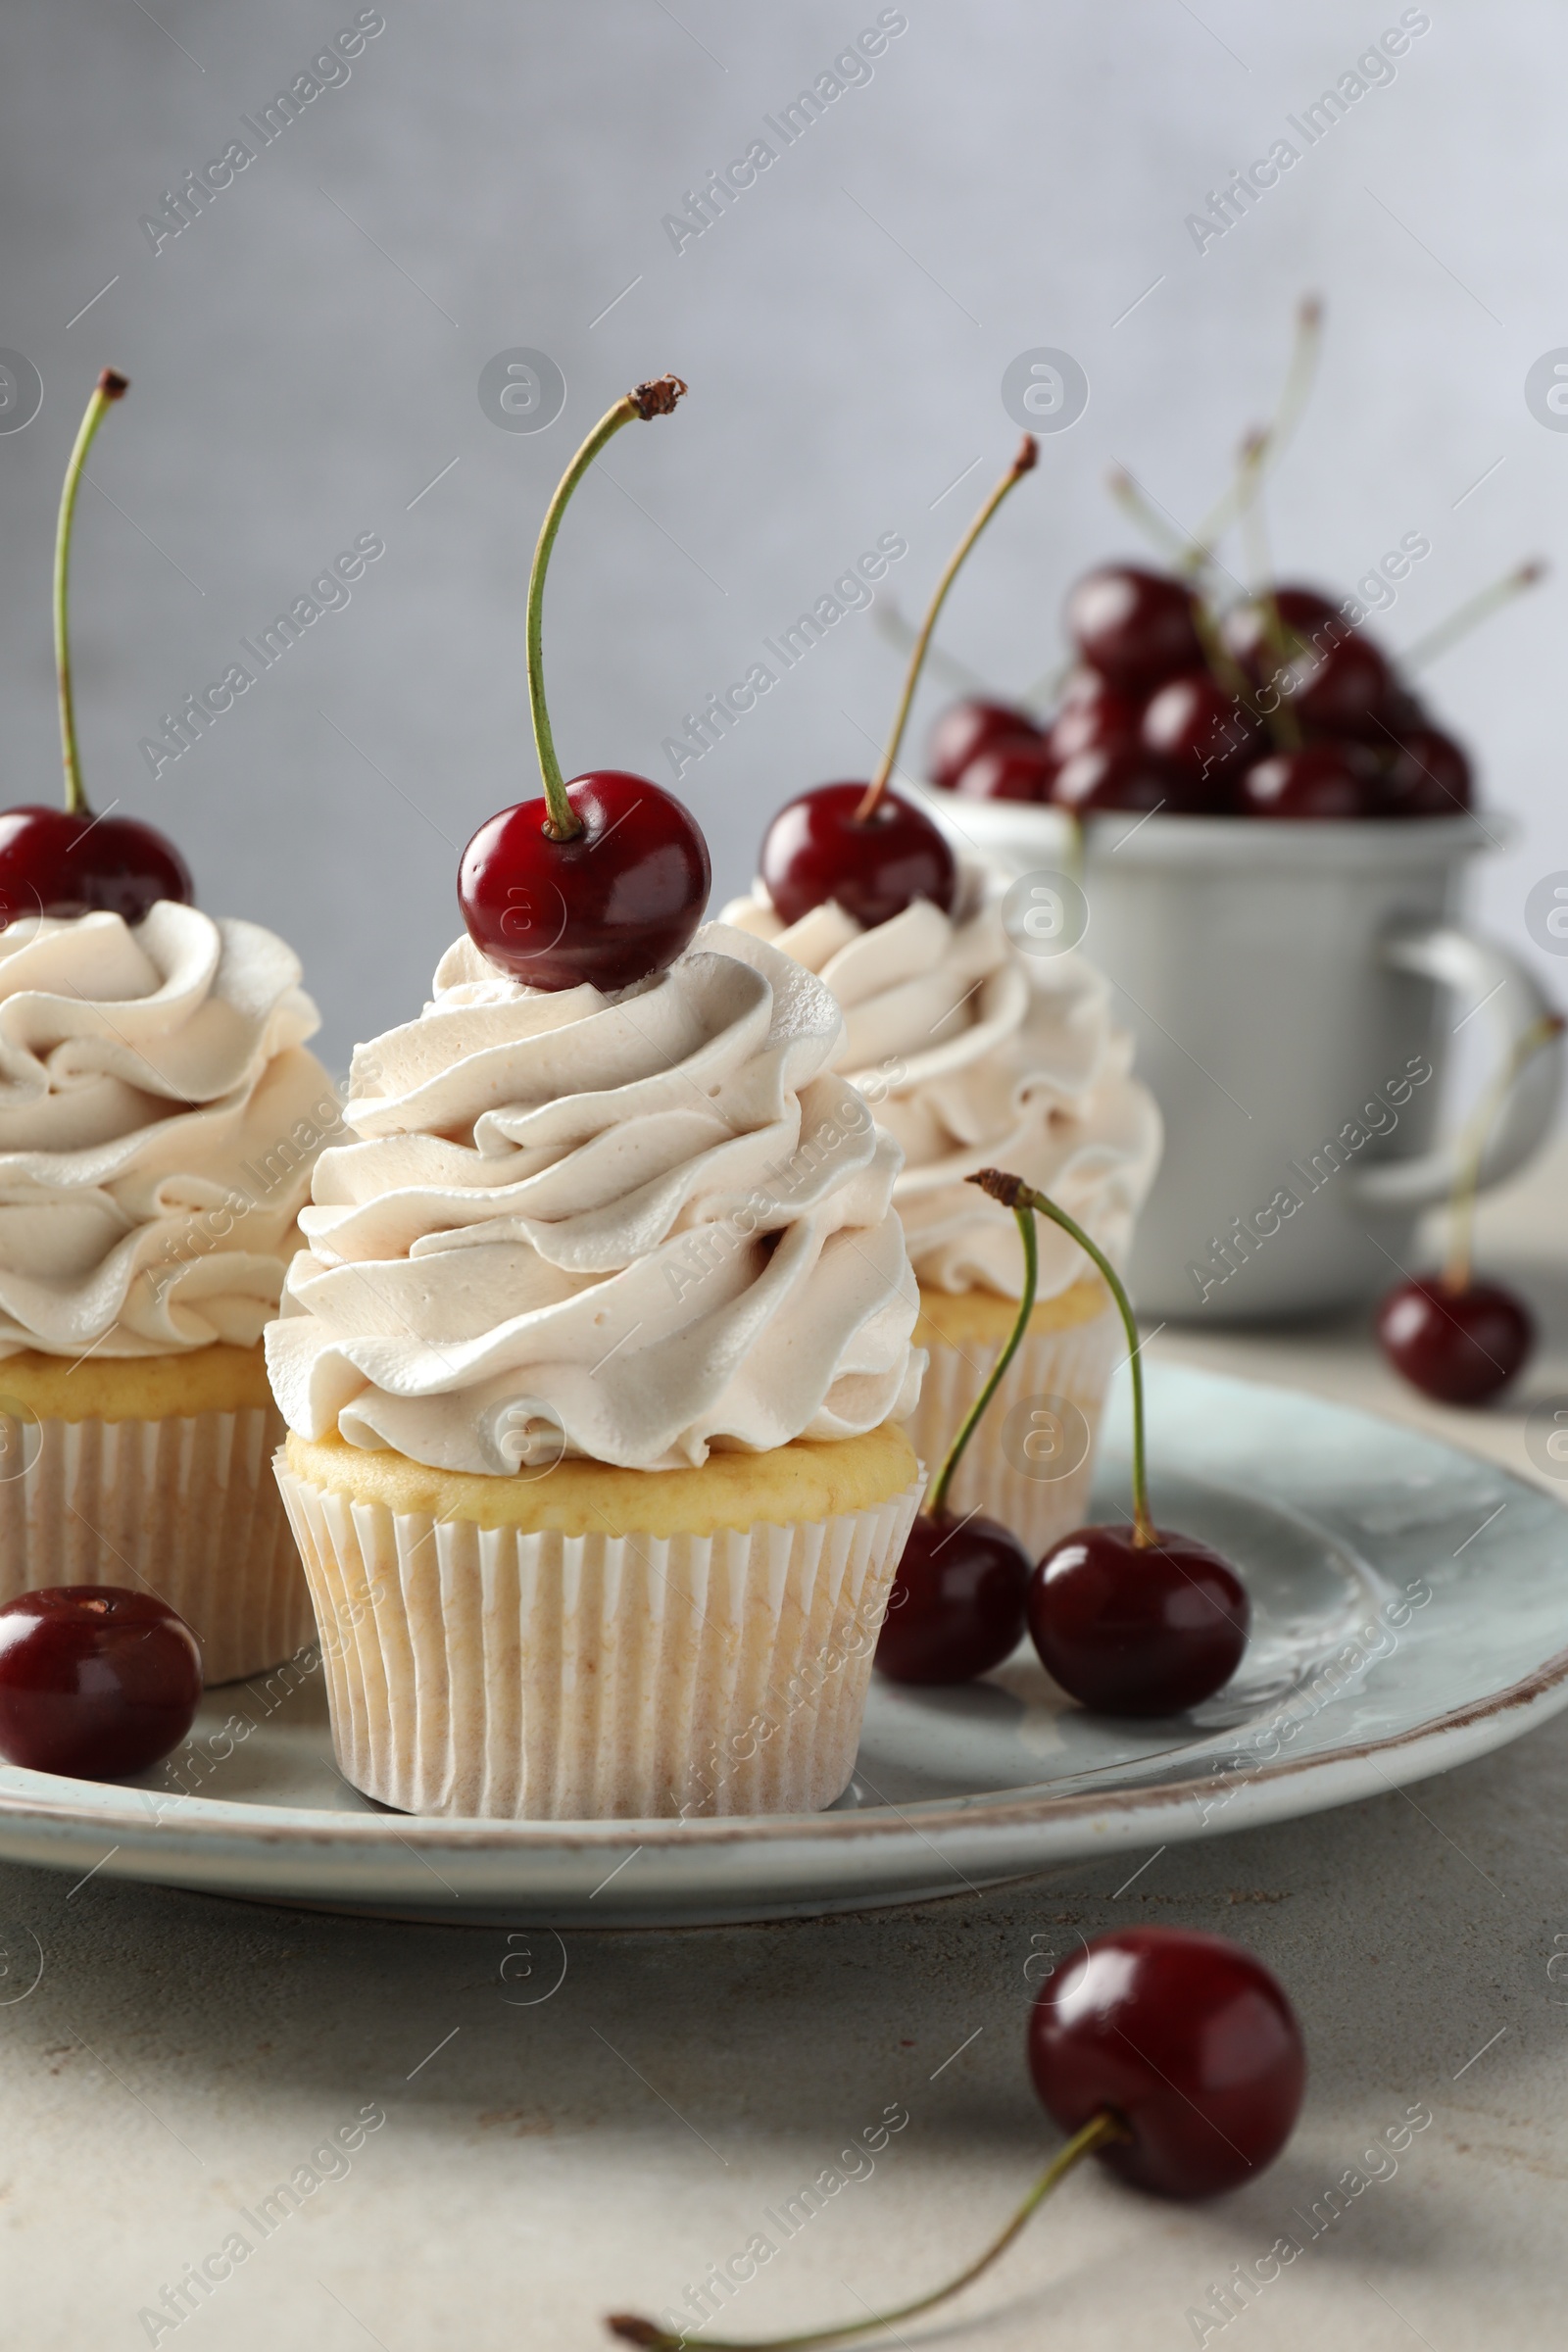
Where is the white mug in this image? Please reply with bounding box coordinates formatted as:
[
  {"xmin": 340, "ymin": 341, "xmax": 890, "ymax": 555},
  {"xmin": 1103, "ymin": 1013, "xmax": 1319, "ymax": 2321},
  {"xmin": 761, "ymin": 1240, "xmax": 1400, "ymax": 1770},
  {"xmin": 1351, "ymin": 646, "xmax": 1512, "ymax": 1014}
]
[{"xmin": 913, "ymin": 790, "xmax": 1562, "ymax": 1322}]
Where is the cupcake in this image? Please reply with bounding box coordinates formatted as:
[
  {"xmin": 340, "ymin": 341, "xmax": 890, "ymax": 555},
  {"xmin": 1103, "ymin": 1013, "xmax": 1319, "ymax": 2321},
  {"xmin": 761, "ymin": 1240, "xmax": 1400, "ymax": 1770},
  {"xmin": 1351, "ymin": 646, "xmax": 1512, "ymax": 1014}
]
[
  {"xmin": 0, "ymin": 905, "xmax": 337, "ymax": 1681},
  {"xmin": 722, "ymin": 866, "xmax": 1160, "ymax": 1555},
  {"xmin": 267, "ymin": 922, "xmax": 923, "ymax": 1819},
  {"xmin": 0, "ymin": 367, "xmax": 335, "ymax": 1682}
]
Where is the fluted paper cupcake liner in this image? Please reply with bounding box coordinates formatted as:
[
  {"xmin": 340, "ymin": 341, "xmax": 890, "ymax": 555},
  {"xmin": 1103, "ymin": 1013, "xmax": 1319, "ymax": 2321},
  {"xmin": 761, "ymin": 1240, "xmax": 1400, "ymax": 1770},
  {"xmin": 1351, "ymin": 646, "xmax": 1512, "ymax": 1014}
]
[
  {"xmin": 0, "ymin": 1401, "xmax": 314, "ymax": 1686},
  {"xmin": 274, "ymin": 1457, "xmax": 924, "ymax": 1820},
  {"xmin": 905, "ymin": 1303, "xmax": 1122, "ymax": 1559}
]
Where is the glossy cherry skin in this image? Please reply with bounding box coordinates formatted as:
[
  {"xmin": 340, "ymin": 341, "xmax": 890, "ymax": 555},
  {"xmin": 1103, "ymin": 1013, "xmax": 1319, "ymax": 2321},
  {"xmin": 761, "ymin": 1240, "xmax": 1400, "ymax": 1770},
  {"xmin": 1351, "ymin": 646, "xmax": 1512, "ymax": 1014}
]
[
  {"xmin": 1029, "ymin": 1928, "xmax": 1306, "ymax": 2199},
  {"xmin": 1373, "ymin": 726, "xmax": 1473, "ymax": 818},
  {"xmin": 1052, "ymin": 746, "xmax": 1210, "ymax": 816},
  {"xmin": 1029, "ymin": 1523, "xmax": 1250, "ymax": 1716},
  {"xmin": 1140, "ymin": 671, "xmax": 1259, "ymax": 787},
  {"xmin": 1048, "ymin": 675, "xmax": 1142, "ymax": 764},
  {"xmin": 1375, "ymin": 1276, "xmax": 1533, "ymax": 1404},
  {"xmin": 0, "ymin": 806, "xmax": 193, "ymax": 926},
  {"xmin": 0, "ymin": 1587, "xmax": 202, "ymax": 1779},
  {"xmin": 875, "ymin": 1511, "xmax": 1031, "ymax": 1685},
  {"xmin": 760, "ymin": 781, "xmax": 956, "ymax": 930},
  {"xmin": 1222, "ymin": 585, "xmax": 1344, "ymax": 680},
  {"xmin": 927, "ymin": 699, "xmax": 1042, "ymax": 791},
  {"xmin": 1283, "ymin": 630, "xmax": 1392, "ymax": 734},
  {"xmin": 954, "ymin": 735, "xmax": 1057, "ymax": 803},
  {"xmin": 1238, "ymin": 742, "xmax": 1378, "ymax": 819},
  {"xmin": 1066, "ymin": 566, "xmax": 1202, "ymax": 695},
  {"xmin": 460, "ymin": 771, "xmax": 710, "ymax": 992}
]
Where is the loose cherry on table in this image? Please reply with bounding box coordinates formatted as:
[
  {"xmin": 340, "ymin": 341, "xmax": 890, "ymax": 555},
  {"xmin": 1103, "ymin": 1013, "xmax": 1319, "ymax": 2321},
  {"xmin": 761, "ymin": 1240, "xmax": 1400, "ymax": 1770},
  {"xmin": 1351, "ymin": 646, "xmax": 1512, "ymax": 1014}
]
[
  {"xmin": 1375, "ymin": 1277, "xmax": 1534, "ymax": 1406},
  {"xmin": 458, "ymin": 376, "xmax": 711, "ymax": 994},
  {"xmin": 926, "ymin": 697, "xmax": 1043, "ymax": 792},
  {"xmin": 0, "ymin": 1587, "xmax": 202, "ymax": 1780},
  {"xmin": 972, "ymin": 1169, "xmax": 1250, "ymax": 1717},
  {"xmin": 1065, "ymin": 564, "xmax": 1203, "ymax": 695},
  {"xmin": 0, "ymin": 369, "xmax": 194, "ymax": 929},
  {"xmin": 607, "ymin": 1926, "xmax": 1305, "ymax": 2349},
  {"xmin": 758, "ymin": 436, "xmax": 1039, "ymax": 931},
  {"xmin": 1375, "ymin": 1011, "xmax": 1562, "ymax": 1405}
]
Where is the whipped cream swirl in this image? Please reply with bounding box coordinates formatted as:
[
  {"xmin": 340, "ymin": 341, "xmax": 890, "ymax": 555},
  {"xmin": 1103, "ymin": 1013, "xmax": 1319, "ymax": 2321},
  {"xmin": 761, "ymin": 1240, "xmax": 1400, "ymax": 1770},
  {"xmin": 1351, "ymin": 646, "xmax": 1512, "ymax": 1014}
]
[
  {"xmin": 0, "ymin": 905, "xmax": 336, "ymax": 1358},
  {"xmin": 721, "ymin": 870, "xmax": 1161, "ymax": 1298},
  {"xmin": 266, "ymin": 925, "xmax": 923, "ymax": 1476}
]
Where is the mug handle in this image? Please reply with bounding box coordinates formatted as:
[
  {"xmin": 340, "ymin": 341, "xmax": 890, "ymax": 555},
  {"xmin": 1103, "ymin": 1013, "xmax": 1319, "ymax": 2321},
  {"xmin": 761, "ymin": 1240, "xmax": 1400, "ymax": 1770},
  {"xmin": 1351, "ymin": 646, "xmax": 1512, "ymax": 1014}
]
[{"xmin": 1349, "ymin": 922, "xmax": 1563, "ymax": 1212}]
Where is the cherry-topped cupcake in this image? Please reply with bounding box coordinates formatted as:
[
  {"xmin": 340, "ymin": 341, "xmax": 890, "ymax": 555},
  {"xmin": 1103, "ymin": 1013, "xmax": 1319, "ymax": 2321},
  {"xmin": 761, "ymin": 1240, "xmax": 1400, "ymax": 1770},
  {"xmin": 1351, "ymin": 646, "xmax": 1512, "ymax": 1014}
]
[
  {"xmin": 0, "ymin": 372, "xmax": 338, "ymax": 1684},
  {"xmin": 267, "ymin": 377, "xmax": 926, "ymax": 1819}
]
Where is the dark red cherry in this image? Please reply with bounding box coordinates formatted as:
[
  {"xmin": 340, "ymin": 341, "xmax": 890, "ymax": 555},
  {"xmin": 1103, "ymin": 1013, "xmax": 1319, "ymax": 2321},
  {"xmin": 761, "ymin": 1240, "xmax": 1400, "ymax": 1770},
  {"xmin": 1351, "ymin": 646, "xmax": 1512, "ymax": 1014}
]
[
  {"xmin": 1139, "ymin": 670, "xmax": 1260, "ymax": 786},
  {"xmin": 1375, "ymin": 1275, "xmax": 1533, "ymax": 1404},
  {"xmin": 875, "ymin": 1511, "xmax": 1031, "ymax": 1684},
  {"xmin": 0, "ymin": 1586, "xmax": 202, "ymax": 1779},
  {"xmin": 1052, "ymin": 746, "xmax": 1192, "ymax": 815},
  {"xmin": 1028, "ymin": 1523, "xmax": 1250, "ymax": 1716},
  {"xmin": 760, "ymin": 781, "xmax": 956, "ymax": 930},
  {"xmin": 1221, "ymin": 584, "xmax": 1344, "ymax": 680},
  {"xmin": 927, "ymin": 699, "xmax": 1042, "ymax": 791},
  {"xmin": 1066, "ymin": 566, "xmax": 1202, "ymax": 695},
  {"xmin": 1373, "ymin": 726, "xmax": 1473, "ymax": 817},
  {"xmin": 1047, "ymin": 675, "xmax": 1142, "ymax": 764},
  {"xmin": 1285, "ymin": 630, "xmax": 1392, "ymax": 734},
  {"xmin": 954, "ymin": 735, "xmax": 1057, "ymax": 802},
  {"xmin": 460, "ymin": 771, "xmax": 710, "ymax": 992},
  {"xmin": 0, "ymin": 805, "xmax": 193, "ymax": 926},
  {"xmin": 1238, "ymin": 742, "xmax": 1378, "ymax": 819},
  {"xmin": 1029, "ymin": 1928, "xmax": 1306, "ymax": 2199}
]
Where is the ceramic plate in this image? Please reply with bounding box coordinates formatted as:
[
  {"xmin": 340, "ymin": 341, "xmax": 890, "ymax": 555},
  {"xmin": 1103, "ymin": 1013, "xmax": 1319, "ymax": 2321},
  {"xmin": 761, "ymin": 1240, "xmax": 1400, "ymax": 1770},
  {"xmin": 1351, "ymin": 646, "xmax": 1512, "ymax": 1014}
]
[{"xmin": 1, "ymin": 1365, "xmax": 1564, "ymax": 1927}]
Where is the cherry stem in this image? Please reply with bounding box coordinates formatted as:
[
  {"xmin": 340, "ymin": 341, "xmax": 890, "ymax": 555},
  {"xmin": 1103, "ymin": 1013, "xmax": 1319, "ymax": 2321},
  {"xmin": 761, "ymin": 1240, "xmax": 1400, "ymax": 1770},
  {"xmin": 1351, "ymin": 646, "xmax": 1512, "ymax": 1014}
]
[
  {"xmin": 857, "ymin": 434, "xmax": 1038, "ymax": 823},
  {"xmin": 971, "ymin": 1168, "xmax": 1155, "ymax": 1547},
  {"xmin": 1399, "ymin": 560, "xmax": 1545, "ymax": 676},
  {"xmin": 605, "ymin": 2111, "xmax": 1124, "ymax": 2352},
  {"xmin": 55, "ymin": 368, "xmax": 128, "ymax": 818},
  {"xmin": 926, "ymin": 1201, "xmax": 1039, "ymax": 1520},
  {"xmin": 525, "ymin": 374, "xmax": 687, "ymax": 840},
  {"xmin": 1188, "ymin": 293, "xmax": 1322, "ymax": 564},
  {"xmin": 1234, "ymin": 430, "xmax": 1300, "ymax": 754},
  {"xmin": 1443, "ymin": 1011, "xmax": 1565, "ymax": 1295}
]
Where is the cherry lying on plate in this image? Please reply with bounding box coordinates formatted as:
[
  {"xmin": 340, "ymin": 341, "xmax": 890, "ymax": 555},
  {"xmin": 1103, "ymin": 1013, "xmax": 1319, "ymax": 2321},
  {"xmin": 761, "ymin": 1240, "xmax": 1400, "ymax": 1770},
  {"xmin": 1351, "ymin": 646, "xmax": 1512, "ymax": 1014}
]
[{"xmin": 0, "ymin": 1587, "xmax": 202, "ymax": 1780}]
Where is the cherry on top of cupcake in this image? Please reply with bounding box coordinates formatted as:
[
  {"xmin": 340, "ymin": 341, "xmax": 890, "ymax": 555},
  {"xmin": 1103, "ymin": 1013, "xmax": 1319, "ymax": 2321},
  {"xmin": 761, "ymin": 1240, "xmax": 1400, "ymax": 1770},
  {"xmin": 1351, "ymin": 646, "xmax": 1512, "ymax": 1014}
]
[
  {"xmin": 925, "ymin": 299, "xmax": 1544, "ymax": 822},
  {"xmin": 459, "ymin": 374, "xmax": 710, "ymax": 996},
  {"xmin": 0, "ymin": 369, "xmax": 194, "ymax": 928},
  {"xmin": 758, "ymin": 434, "xmax": 1040, "ymax": 934}
]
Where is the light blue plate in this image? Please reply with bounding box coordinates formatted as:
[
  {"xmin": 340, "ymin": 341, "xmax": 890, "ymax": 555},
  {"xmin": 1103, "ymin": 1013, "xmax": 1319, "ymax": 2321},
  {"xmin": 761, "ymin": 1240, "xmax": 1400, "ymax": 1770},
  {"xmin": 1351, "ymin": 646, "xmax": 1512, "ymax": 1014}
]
[{"xmin": 1, "ymin": 1365, "xmax": 1564, "ymax": 1926}]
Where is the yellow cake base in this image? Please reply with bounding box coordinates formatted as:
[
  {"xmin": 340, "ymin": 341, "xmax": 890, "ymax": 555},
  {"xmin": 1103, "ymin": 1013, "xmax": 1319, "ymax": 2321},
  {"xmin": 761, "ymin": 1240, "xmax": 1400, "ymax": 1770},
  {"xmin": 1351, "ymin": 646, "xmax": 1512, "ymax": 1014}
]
[
  {"xmin": 283, "ymin": 1419, "xmax": 917, "ymax": 1542},
  {"xmin": 0, "ymin": 1342, "xmax": 272, "ymax": 1423},
  {"xmin": 912, "ymin": 1274, "xmax": 1107, "ymax": 1348}
]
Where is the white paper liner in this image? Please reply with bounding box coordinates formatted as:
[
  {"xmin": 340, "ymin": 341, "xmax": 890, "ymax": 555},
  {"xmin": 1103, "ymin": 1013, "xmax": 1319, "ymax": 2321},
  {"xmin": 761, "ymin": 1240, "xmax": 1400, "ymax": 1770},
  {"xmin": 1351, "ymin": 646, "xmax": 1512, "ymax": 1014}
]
[
  {"xmin": 905, "ymin": 1300, "xmax": 1122, "ymax": 1560},
  {"xmin": 0, "ymin": 1401, "xmax": 313, "ymax": 1685},
  {"xmin": 273, "ymin": 1456, "xmax": 924, "ymax": 1820}
]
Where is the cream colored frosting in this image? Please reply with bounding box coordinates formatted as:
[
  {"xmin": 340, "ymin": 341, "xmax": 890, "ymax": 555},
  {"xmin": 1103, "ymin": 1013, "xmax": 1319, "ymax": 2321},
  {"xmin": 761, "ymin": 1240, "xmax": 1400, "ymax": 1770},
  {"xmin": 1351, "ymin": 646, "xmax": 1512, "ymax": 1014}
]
[
  {"xmin": 721, "ymin": 870, "xmax": 1161, "ymax": 1298},
  {"xmin": 0, "ymin": 905, "xmax": 337, "ymax": 1358},
  {"xmin": 266, "ymin": 924, "xmax": 924, "ymax": 1476}
]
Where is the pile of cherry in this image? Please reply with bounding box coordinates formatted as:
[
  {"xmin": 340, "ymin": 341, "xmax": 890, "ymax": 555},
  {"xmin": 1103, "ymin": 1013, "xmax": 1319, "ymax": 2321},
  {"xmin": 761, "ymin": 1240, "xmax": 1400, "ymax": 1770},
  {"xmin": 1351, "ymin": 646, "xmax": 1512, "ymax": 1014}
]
[{"xmin": 931, "ymin": 564, "xmax": 1471, "ymax": 820}]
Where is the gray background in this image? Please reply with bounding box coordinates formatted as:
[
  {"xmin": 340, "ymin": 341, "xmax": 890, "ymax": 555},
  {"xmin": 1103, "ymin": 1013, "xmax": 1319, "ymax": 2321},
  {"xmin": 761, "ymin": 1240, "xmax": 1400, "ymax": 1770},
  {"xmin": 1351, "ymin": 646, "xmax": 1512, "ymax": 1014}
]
[{"xmin": 1, "ymin": 0, "xmax": 1565, "ymax": 1078}]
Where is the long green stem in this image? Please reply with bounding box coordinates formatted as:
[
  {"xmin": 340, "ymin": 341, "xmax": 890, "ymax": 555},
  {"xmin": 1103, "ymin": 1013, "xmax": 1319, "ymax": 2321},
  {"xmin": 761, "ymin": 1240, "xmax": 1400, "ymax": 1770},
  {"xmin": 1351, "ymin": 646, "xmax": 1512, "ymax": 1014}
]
[
  {"xmin": 971, "ymin": 1169, "xmax": 1154, "ymax": 1547},
  {"xmin": 525, "ymin": 374, "xmax": 687, "ymax": 838},
  {"xmin": 1443, "ymin": 1012, "xmax": 1565, "ymax": 1293},
  {"xmin": 606, "ymin": 2111, "xmax": 1124, "ymax": 2351},
  {"xmin": 1235, "ymin": 429, "xmax": 1299, "ymax": 754},
  {"xmin": 926, "ymin": 1203, "xmax": 1038, "ymax": 1520},
  {"xmin": 1188, "ymin": 293, "xmax": 1323, "ymax": 561},
  {"xmin": 55, "ymin": 368, "xmax": 127, "ymax": 815},
  {"xmin": 857, "ymin": 434, "xmax": 1038, "ymax": 821},
  {"xmin": 1399, "ymin": 560, "xmax": 1545, "ymax": 675}
]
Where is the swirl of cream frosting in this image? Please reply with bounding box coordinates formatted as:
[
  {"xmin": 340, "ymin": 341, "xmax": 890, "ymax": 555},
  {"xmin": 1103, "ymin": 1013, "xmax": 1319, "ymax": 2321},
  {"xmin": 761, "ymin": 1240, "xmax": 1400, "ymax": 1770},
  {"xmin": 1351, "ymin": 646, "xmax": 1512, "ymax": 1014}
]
[
  {"xmin": 265, "ymin": 923, "xmax": 924, "ymax": 1476},
  {"xmin": 721, "ymin": 868, "xmax": 1161, "ymax": 1298},
  {"xmin": 0, "ymin": 904, "xmax": 336, "ymax": 1358}
]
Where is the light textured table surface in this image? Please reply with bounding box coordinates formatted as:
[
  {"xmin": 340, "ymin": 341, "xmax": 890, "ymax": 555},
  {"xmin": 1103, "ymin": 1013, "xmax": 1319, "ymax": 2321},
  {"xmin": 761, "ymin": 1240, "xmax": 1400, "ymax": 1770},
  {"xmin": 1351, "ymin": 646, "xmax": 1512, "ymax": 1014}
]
[{"xmin": 5, "ymin": 1151, "xmax": 1566, "ymax": 2352}]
